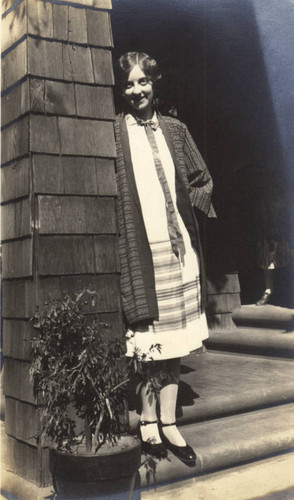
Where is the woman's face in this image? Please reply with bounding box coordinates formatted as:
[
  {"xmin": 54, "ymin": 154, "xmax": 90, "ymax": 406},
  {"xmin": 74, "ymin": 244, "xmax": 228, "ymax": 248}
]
[{"xmin": 123, "ymin": 64, "xmax": 154, "ymax": 118}]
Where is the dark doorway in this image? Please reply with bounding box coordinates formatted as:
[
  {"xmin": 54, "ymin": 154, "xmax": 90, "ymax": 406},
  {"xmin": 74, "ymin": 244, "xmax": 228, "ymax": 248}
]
[{"xmin": 111, "ymin": 0, "xmax": 294, "ymax": 306}]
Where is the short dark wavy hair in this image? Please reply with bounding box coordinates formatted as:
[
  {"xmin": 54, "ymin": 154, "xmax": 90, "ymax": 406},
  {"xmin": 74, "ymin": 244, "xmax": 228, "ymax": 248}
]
[{"xmin": 115, "ymin": 52, "xmax": 162, "ymax": 91}]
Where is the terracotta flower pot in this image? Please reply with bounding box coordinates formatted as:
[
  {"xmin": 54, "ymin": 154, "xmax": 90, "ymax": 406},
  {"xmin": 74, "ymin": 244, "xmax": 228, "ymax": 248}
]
[{"xmin": 50, "ymin": 435, "xmax": 141, "ymax": 499}]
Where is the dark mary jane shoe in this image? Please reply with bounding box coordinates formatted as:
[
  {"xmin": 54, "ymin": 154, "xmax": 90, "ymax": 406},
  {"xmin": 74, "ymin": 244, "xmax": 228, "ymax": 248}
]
[
  {"xmin": 256, "ymin": 291, "xmax": 272, "ymax": 306},
  {"xmin": 139, "ymin": 420, "xmax": 168, "ymax": 459},
  {"xmin": 160, "ymin": 422, "xmax": 196, "ymax": 467}
]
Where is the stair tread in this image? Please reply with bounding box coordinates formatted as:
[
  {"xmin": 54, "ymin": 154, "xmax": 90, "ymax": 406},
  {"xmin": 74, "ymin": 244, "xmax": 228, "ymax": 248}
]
[
  {"xmin": 139, "ymin": 402, "xmax": 294, "ymax": 486},
  {"xmin": 130, "ymin": 351, "xmax": 294, "ymax": 430},
  {"xmin": 232, "ymin": 305, "xmax": 294, "ymax": 329},
  {"xmin": 205, "ymin": 327, "xmax": 294, "ymax": 357},
  {"xmin": 178, "ymin": 351, "xmax": 294, "ymax": 423}
]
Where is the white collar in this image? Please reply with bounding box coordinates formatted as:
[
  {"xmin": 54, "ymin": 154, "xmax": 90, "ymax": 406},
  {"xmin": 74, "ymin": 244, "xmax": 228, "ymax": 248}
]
[{"xmin": 126, "ymin": 113, "xmax": 158, "ymax": 127}]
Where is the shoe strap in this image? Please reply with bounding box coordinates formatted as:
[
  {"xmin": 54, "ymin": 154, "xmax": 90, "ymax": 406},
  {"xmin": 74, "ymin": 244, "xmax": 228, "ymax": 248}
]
[
  {"xmin": 161, "ymin": 422, "xmax": 176, "ymax": 427},
  {"xmin": 140, "ymin": 420, "xmax": 158, "ymax": 426}
]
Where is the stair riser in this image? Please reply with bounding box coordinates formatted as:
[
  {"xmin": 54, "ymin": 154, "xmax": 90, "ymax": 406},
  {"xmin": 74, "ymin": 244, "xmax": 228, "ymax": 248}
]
[{"xmin": 206, "ymin": 344, "xmax": 294, "ymax": 359}]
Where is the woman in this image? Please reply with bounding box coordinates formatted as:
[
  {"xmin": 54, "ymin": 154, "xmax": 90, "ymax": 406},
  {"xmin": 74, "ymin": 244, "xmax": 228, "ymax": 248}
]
[{"xmin": 114, "ymin": 52, "xmax": 216, "ymax": 465}]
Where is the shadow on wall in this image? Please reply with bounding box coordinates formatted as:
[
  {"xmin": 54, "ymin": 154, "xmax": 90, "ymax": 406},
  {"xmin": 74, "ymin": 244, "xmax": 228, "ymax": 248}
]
[{"xmin": 111, "ymin": 0, "xmax": 294, "ymax": 305}]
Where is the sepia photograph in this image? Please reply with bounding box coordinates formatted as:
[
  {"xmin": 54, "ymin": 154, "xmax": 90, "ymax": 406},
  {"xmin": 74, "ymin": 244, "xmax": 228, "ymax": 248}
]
[{"xmin": 1, "ymin": 0, "xmax": 294, "ymax": 499}]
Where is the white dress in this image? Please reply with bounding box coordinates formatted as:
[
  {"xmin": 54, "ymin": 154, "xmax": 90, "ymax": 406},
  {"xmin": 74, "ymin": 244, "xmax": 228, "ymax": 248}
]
[{"xmin": 125, "ymin": 114, "xmax": 209, "ymax": 361}]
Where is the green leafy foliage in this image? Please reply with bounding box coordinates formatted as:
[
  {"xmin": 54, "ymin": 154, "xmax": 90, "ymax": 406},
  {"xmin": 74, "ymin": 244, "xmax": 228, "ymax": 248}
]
[{"xmin": 30, "ymin": 292, "xmax": 128, "ymax": 453}]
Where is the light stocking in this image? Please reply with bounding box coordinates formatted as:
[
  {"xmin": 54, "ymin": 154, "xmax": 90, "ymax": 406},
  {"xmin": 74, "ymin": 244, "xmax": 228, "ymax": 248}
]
[
  {"xmin": 159, "ymin": 358, "xmax": 186, "ymax": 447},
  {"xmin": 140, "ymin": 382, "xmax": 162, "ymax": 444}
]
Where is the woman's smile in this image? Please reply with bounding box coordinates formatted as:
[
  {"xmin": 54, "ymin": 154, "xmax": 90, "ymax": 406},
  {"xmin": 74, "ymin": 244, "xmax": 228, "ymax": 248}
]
[{"xmin": 123, "ymin": 64, "xmax": 154, "ymax": 119}]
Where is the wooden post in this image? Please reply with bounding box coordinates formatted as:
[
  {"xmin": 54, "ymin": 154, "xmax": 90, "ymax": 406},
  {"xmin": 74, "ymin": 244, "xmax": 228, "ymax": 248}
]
[
  {"xmin": 1, "ymin": 0, "xmax": 118, "ymax": 486},
  {"xmin": 206, "ymin": 273, "xmax": 241, "ymax": 329}
]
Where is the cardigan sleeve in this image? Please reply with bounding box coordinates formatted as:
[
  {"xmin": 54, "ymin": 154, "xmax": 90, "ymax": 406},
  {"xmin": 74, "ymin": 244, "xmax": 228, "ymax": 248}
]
[{"xmin": 183, "ymin": 125, "xmax": 216, "ymax": 218}]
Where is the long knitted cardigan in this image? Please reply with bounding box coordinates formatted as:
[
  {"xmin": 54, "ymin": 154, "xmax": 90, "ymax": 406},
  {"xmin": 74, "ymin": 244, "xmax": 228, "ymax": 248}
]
[{"xmin": 114, "ymin": 113, "xmax": 216, "ymax": 328}]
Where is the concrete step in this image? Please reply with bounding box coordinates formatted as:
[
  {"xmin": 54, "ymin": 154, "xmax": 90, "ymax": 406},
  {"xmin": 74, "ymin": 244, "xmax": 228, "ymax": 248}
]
[
  {"xmin": 129, "ymin": 351, "xmax": 294, "ymax": 430},
  {"xmin": 2, "ymin": 416, "xmax": 294, "ymax": 500},
  {"xmin": 232, "ymin": 305, "xmax": 294, "ymax": 330},
  {"xmin": 141, "ymin": 452, "xmax": 294, "ymax": 500},
  {"xmin": 205, "ymin": 327, "xmax": 294, "ymax": 358},
  {"xmin": 138, "ymin": 402, "xmax": 294, "ymax": 487}
]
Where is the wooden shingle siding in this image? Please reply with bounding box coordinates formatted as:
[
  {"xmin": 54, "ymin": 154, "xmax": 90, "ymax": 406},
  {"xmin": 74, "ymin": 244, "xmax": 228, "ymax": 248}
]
[
  {"xmin": 95, "ymin": 312, "xmax": 123, "ymax": 342},
  {"xmin": 30, "ymin": 78, "xmax": 46, "ymax": 113},
  {"xmin": 2, "ymin": 320, "xmax": 33, "ymax": 361},
  {"xmin": 86, "ymin": 10, "xmax": 113, "ymax": 47},
  {"xmin": 1, "ymin": 2, "xmax": 26, "ymax": 53},
  {"xmin": 62, "ymin": 43, "xmax": 95, "ymax": 83},
  {"xmin": 5, "ymin": 436, "xmax": 51, "ymax": 486},
  {"xmin": 27, "ymin": 0, "xmax": 54, "ymax": 38},
  {"xmin": 27, "ymin": 115, "xmax": 116, "ymax": 157},
  {"xmin": 34, "ymin": 155, "xmax": 98, "ymax": 195},
  {"xmin": 1, "ymin": 40, "xmax": 27, "ymax": 90},
  {"xmin": 2, "ymin": 280, "xmax": 35, "ymax": 319},
  {"xmin": 4, "ymin": 359, "xmax": 34, "ymax": 403},
  {"xmin": 207, "ymin": 273, "xmax": 240, "ymax": 294},
  {"xmin": 1, "ymin": 3, "xmax": 24, "ymax": 44},
  {"xmin": 3, "ymin": 274, "xmax": 121, "ymax": 319},
  {"xmin": 51, "ymin": 4, "xmax": 113, "ymax": 46},
  {"xmin": 57, "ymin": 117, "xmax": 116, "ymax": 156},
  {"xmin": 207, "ymin": 273, "xmax": 241, "ymax": 329},
  {"xmin": 2, "ymin": 239, "xmax": 33, "ymax": 279},
  {"xmin": 44, "ymin": 81, "xmax": 76, "ymax": 116},
  {"xmin": 1, "ymin": 155, "xmax": 116, "ymax": 200},
  {"xmin": 1, "ymin": 159, "xmax": 31, "ymax": 202},
  {"xmin": 62, "ymin": 157, "xmax": 100, "ymax": 195},
  {"xmin": 1, "ymin": 79, "xmax": 29, "ymax": 127},
  {"xmin": 38, "ymin": 196, "xmax": 116, "ymax": 234},
  {"xmin": 92, "ymin": 48, "xmax": 115, "ymax": 84},
  {"xmin": 32, "ymin": 155, "xmax": 64, "ymax": 194},
  {"xmin": 95, "ymin": 159, "xmax": 117, "ymax": 195},
  {"xmin": 207, "ymin": 313, "xmax": 236, "ymax": 330},
  {"xmin": 1, "ymin": 198, "xmax": 31, "ymax": 240},
  {"xmin": 3, "ymin": 275, "xmax": 120, "ymax": 319},
  {"xmin": 75, "ymin": 85, "xmax": 115, "ymax": 119},
  {"xmin": 1, "ymin": 116, "xmax": 29, "ymax": 164},
  {"xmin": 207, "ymin": 292, "xmax": 241, "ymax": 315},
  {"xmin": 36, "ymin": 275, "xmax": 120, "ymax": 314},
  {"xmin": 1, "ymin": 0, "xmax": 112, "ymax": 24},
  {"xmin": 2, "ymin": 0, "xmax": 116, "ymax": 485},
  {"xmin": 38, "ymin": 235, "xmax": 118, "ymax": 275},
  {"xmin": 33, "ymin": 156, "xmax": 116, "ymax": 196},
  {"xmin": 30, "ymin": 115, "xmax": 60, "ymax": 155},
  {"xmin": 2, "ymin": 78, "xmax": 115, "ymax": 123},
  {"xmin": 28, "ymin": 38, "xmax": 64, "ymax": 80},
  {"xmin": 29, "ymin": 44, "xmax": 111, "ymax": 86},
  {"xmin": 5, "ymin": 399, "xmax": 39, "ymax": 446},
  {"xmin": 68, "ymin": 6, "xmax": 88, "ymax": 44},
  {"xmin": 52, "ymin": 3, "xmax": 68, "ymax": 41},
  {"xmin": 2, "ymin": 0, "xmax": 19, "ymax": 14}
]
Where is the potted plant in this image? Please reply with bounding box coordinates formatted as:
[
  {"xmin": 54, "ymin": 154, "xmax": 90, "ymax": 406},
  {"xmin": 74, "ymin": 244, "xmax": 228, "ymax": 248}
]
[{"xmin": 30, "ymin": 290, "xmax": 141, "ymax": 499}]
